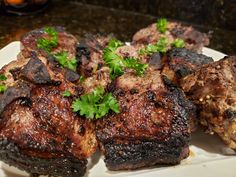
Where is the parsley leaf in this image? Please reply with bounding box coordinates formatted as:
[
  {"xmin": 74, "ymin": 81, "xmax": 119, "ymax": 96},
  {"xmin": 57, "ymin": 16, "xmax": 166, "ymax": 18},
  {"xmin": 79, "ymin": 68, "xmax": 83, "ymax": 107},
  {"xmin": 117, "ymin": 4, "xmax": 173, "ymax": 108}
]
[
  {"xmin": 79, "ymin": 75, "xmax": 85, "ymax": 83},
  {"xmin": 103, "ymin": 39, "xmax": 148, "ymax": 79},
  {"xmin": 62, "ymin": 90, "xmax": 71, "ymax": 97},
  {"xmin": 172, "ymin": 38, "xmax": 185, "ymax": 48},
  {"xmin": 156, "ymin": 18, "xmax": 168, "ymax": 33},
  {"xmin": 72, "ymin": 87, "xmax": 119, "ymax": 119},
  {"xmin": 37, "ymin": 27, "xmax": 58, "ymax": 52},
  {"xmin": 0, "ymin": 74, "xmax": 7, "ymax": 81},
  {"xmin": 124, "ymin": 57, "xmax": 148, "ymax": 76},
  {"xmin": 103, "ymin": 39, "xmax": 124, "ymax": 79},
  {"xmin": 139, "ymin": 37, "xmax": 168, "ymax": 55},
  {"xmin": 54, "ymin": 51, "xmax": 77, "ymax": 71},
  {"xmin": 0, "ymin": 85, "xmax": 7, "ymax": 93}
]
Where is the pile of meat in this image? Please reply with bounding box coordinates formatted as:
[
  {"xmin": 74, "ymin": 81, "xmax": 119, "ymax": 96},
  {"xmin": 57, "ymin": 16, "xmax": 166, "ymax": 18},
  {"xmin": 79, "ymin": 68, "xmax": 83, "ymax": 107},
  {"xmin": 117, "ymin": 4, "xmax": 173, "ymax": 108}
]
[{"xmin": 0, "ymin": 21, "xmax": 234, "ymax": 177}]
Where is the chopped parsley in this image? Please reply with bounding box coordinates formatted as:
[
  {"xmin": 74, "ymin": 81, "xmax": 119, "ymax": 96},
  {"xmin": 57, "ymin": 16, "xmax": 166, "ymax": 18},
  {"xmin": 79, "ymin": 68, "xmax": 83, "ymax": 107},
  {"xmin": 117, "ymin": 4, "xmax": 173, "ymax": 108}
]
[
  {"xmin": 139, "ymin": 37, "xmax": 168, "ymax": 55},
  {"xmin": 103, "ymin": 39, "xmax": 148, "ymax": 79},
  {"xmin": 123, "ymin": 57, "xmax": 148, "ymax": 76},
  {"xmin": 156, "ymin": 18, "xmax": 168, "ymax": 33},
  {"xmin": 0, "ymin": 85, "xmax": 7, "ymax": 93},
  {"xmin": 37, "ymin": 27, "xmax": 58, "ymax": 52},
  {"xmin": 72, "ymin": 87, "xmax": 119, "ymax": 119},
  {"xmin": 54, "ymin": 51, "xmax": 77, "ymax": 72},
  {"xmin": 0, "ymin": 74, "xmax": 7, "ymax": 81},
  {"xmin": 172, "ymin": 38, "xmax": 185, "ymax": 48},
  {"xmin": 79, "ymin": 75, "xmax": 85, "ymax": 83},
  {"xmin": 62, "ymin": 90, "xmax": 71, "ymax": 97}
]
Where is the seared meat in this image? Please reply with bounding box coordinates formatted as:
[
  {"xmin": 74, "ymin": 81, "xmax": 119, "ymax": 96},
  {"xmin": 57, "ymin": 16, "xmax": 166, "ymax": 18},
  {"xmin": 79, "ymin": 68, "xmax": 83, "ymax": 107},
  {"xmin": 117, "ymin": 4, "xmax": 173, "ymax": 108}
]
[
  {"xmin": 181, "ymin": 56, "xmax": 236, "ymax": 150},
  {"xmin": 0, "ymin": 29, "xmax": 97, "ymax": 177},
  {"xmin": 76, "ymin": 34, "xmax": 111, "ymax": 93},
  {"xmin": 132, "ymin": 21, "xmax": 209, "ymax": 53},
  {"xmin": 20, "ymin": 27, "xmax": 77, "ymax": 59},
  {"xmin": 161, "ymin": 48, "xmax": 214, "ymax": 85},
  {"xmin": 96, "ymin": 67, "xmax": 196, "ymax": 170}
]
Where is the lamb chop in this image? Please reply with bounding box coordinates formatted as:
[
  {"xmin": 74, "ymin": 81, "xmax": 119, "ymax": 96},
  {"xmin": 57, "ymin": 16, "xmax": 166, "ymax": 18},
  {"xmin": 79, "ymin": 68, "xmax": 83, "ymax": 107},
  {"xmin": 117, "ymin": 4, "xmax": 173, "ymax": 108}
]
[
  {"xmin": 0, "ymin": 28, "xmax": 98, "ymax": 177},
  {"xmin": 132, "ymin": 21, "xmax": 209, "ymax": 53},
  {"xmin": 95, "ymin": 39, "xmax": 196, "ymax": 170},
  {"xmin": 181, "ymin": 56, "xmax": 236, "ymax": 150}
]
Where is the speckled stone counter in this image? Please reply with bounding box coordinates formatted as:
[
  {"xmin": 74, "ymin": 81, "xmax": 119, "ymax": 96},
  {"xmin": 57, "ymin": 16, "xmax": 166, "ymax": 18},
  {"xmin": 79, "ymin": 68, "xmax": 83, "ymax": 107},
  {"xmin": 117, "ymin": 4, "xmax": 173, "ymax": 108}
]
[{"xmin": 0, "ymin": 0, "xmax": 235, "ymax": 54}]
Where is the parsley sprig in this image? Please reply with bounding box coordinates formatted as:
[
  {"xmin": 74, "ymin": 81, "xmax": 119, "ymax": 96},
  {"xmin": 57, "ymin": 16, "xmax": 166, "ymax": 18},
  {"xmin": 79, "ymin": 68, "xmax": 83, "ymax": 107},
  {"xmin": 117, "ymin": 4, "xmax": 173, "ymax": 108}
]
[
  {"xmin": 62, "ymin": 90, "xmax": 71, "ymax": 97},
  {"xmin": 72, "ymin": 87, "xmax": 119, "ymax": 119},
  {"xmin": 172, "ymin": 38, "xmax": 185, "ymax": 48},
  {"xmin": 139, "ymin": 37, "xmax": 169, "ymax": 55},
  {"xmin": 103, "ymin": 39, "xmax": 148, "ymax": 79},
  {"xmin": 156, "ymin": 18, "xmax": 168, "ymax": 33},
  {"xmin": 37, "ymin": 27, "xmax": 58, "ymax": 52},
  {"xmin": 54, "ymin": 51, "xmax": 77, "ymax": 72},
  {"xmin": 0, "ymin": 74, "xmax": 7, "ymax": 93}
]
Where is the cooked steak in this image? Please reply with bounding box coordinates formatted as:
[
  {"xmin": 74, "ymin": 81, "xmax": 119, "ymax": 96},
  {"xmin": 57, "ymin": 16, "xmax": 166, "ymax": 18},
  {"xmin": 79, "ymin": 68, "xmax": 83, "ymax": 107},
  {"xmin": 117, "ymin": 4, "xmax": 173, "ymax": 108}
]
[
  {"xmin": 161, "ymin": 48, "xmax": 214, "ymax": 85},
  {"xmin": 132, "ymin": 21, "xmax": 209, "ymax": 53},
  {"xmin": 96, "ymin": 67, "xmax": 196, "ymax": 170},
  {"xmin": 0, "ymin": 29, "xmax": 97, "ymax": 177},
  {"xmin": 181, "ymin": 56, "xmax": 236, "ymax": 150},
  {"xmin": 76, "ymin": 34, "xmax": 111, "ymax": 93}
]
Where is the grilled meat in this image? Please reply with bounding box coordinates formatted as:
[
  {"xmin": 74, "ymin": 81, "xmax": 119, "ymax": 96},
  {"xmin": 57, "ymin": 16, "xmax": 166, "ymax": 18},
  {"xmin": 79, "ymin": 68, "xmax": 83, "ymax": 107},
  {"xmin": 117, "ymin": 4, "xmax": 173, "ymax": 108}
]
[
  {"xmin": 132, "ymin": 21, "xmax": 209, "ymax": 53},
  {"xmin": 181, "ymin": 56, "xmax": 236, "ymax": 150},
  {"xmin": 76, "ymin": 34, "xmax": 111, "ymax": 93},
  {"xmin": 0, "ymin": 28, "xmax": 97, "ymax": 177},
  {"xmin": 161, "ymin": 48, "xmax": 214, "ymax": 85},
  {"xmin": 96, "ymin": 67, "xmax": 196, "ymax": 170}
]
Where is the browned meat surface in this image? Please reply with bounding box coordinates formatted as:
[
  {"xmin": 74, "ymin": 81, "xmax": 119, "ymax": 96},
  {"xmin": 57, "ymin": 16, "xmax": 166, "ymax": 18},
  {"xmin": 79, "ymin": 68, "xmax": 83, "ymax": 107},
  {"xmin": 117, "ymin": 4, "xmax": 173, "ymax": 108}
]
[
  {"xmin": 0, "ymin": 29, "xmax": 97, "ymax": 177},
  {"xmin": 181, "ymin": 56, "xmax": 236, "ymax": 150},
  {"xmin": 132, "ymin": 21, "xmax": 209, "ymax": 53},
  {"xmin": 161, "ymin": 48, "xmax": 214, "ymax": 85},
  {"xmin": 76, "ymin": 34, "xmax": 111, "ymax": 93},
  {"xmin": 96, "ymin": 67, "xmax": 196, "ymax": 170}
]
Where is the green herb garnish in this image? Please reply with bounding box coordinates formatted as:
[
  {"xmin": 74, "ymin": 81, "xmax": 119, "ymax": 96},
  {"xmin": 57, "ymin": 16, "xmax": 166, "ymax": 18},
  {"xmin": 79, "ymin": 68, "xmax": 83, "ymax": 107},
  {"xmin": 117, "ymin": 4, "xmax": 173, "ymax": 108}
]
[
  {"xmin": 37, "ymin": 27, "xmax": 58, "ymax": 52},
  {"xmin": 72, "ymin": 87, "xmax": 119, "ymax": 119},
  {"xmin": 62, "ymin": 90, "xmax": 71, "ymax": 97},
  {"xmin": 156, "ymin": 18, "xmax": 168, "ymax": 33},
  {"xmin": 54, "ymin": 51, "xmax": 77, "ymax": 71},
  {"xmin": 172, "ymin": 38, "xmax": 185, "ymax": 48},
  {"xmin": 0, "ymin": 85, "xmax": 7, "ymax": 93},
  {"xmin": 103, "ymin": 39, "xmax": 148, "ymax": 79},
  {"xmin": 139, "ymin": 37, "xmax": 168, "ymax": 55},
  {"xmin": 0, "ymin": 74, "xmax": 7, "ymax": 81},
  {"xmin": 79, "ymin": 75, "xmax": 85, "ymax": 83},
  {"xmin": 123, "ymin": 57, "xmax": 148, "ymax": 76}
]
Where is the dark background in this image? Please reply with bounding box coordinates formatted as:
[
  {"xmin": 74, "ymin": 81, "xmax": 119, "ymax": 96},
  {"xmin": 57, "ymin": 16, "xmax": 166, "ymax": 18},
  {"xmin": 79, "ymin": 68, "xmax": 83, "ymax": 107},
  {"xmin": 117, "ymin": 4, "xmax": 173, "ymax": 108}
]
[{"xmin": 0, "ymin": 0, "xmax": 235, "ymax": 54}]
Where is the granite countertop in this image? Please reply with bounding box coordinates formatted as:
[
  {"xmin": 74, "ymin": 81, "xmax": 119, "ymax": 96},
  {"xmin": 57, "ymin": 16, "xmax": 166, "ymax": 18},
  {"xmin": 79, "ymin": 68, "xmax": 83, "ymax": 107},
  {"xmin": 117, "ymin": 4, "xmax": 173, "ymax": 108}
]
[{"xmin": 0, "ymin": 0, "xmax": 235, "ymax": 54}]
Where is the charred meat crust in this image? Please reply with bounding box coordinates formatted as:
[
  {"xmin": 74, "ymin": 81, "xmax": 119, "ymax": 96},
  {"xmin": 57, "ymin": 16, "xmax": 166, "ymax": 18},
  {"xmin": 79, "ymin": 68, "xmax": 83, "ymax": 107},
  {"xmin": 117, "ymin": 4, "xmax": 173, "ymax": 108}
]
[
  {"xmin": 21, "ymin": 55, "xmax": 51, "ymax": 84},
  {"xmin": 103, "ymin": 138, "xmax": 189, "ymax": 170},
  {"xmin": 0, "ymin": 82, "xmax": 32, "ymax": 115},
  {"xmin": 161, "ymin": 48, "xmax": 213, "ymax": 85},
  {"xmin": 0, "ymin": 138, "xmax": 87, "ymax": 177}
]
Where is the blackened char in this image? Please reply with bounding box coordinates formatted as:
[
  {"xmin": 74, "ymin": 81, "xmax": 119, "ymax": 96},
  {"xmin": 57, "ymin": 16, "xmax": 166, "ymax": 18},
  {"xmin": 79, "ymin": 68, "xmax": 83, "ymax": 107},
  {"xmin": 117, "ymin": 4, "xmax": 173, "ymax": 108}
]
[{"xmin": 161, "ymin": 48, "xmax": 213, "ymax": 85}]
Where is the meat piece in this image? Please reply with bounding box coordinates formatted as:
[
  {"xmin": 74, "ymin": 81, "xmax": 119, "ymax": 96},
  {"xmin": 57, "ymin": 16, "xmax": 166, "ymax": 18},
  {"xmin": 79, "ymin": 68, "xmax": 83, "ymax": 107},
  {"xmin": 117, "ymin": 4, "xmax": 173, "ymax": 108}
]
[
  {"xmin": 96, "ymin": 68, "xmax": 195, "ymax": 170},
  {"xmin": 132, "ymin": 21, "xmax": 209, "ymax": 53},
  {"xmin": 0, "ymin": 29, "xmax": 97, "ymax": 177},
  {"xmin": 76, "ymin": 34, "xmax": 111, "ymax": 93},
  {"xmin": 20, "ymin": 27, "xmax": 77, "ymax": 59},
  {"xmin": 181, "ymin": 56, "xmax": 236, "ymax": 150},
  {"xmin": 161, "ymin": 48, "xmax": 214, "ymax": 85}
]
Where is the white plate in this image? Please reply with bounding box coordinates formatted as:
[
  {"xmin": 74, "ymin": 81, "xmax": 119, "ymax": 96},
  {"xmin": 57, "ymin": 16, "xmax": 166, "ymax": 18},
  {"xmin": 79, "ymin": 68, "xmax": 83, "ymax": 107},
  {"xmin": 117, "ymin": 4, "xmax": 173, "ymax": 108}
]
[{"xmin": 0, "ymin": 42, "xmax": 235, "ymax": 177}]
